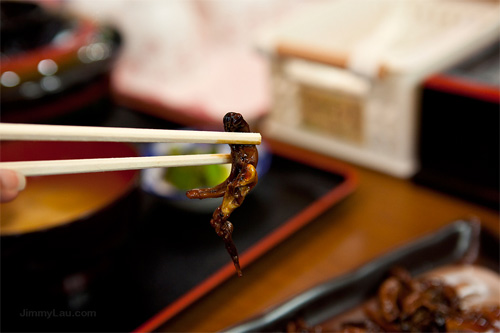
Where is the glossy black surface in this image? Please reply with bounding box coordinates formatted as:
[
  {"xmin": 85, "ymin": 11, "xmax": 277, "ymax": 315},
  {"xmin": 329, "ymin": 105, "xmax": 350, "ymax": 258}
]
[
  {"xmin": 1, "ymin": 1, "xmax": 68, "ymax": 55},
  {"xmin": 415, "ymin": 43, "xmax": 500, "ymax": 210},
  {"xmin": 1, "ymin": 1, "xmax": 121, "ymax": 122}
]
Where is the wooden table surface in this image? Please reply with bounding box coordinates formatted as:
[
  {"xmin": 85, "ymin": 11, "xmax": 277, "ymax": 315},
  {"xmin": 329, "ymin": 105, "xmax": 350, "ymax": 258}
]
[{"xmin": 156, "ymin": 161, "xmax": 499, "ymax": 332}]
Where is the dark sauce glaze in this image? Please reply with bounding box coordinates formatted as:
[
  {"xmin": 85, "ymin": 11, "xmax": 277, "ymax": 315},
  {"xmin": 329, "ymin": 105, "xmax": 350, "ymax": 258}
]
[
  {"xmin": 288, "ymin": 267, "xmax": 500, "ymax": 332},
  {"xmin": 186, "ymin": 112, "xmax": 258, "ymax": 276}
]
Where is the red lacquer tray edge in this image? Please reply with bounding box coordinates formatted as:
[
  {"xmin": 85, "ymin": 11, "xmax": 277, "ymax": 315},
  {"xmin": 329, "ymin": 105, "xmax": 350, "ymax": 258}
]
[{"xmin": 424, "ymin": 74, "xmax": 500, "ymax": 104}]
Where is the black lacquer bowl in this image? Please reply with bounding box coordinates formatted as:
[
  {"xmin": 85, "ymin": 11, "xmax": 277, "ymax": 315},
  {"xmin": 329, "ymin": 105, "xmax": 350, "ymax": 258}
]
[
  {"xmin": 0, "ymin": 141, "xmax": 140, "ymax": 330},
  {"xmin": 0, "ymin": 1, "xmax": 121, "ymax": 122}
]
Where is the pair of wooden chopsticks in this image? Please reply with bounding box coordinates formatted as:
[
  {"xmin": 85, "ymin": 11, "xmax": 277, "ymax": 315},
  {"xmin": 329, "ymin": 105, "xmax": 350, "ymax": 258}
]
[{"xmin": 0, "ymin": 123, "xmax": 261, "ymax": 176}]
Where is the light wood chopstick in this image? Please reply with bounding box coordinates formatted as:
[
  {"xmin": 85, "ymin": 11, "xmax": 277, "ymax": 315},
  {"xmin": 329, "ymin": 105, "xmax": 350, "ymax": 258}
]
[
  {"xmin": 0, "ymin": 123, "xmax": 261, "ymax": 145},
  {"xmin": 0, "ymin": 154, "xmax": 232, "ymax": 177}
]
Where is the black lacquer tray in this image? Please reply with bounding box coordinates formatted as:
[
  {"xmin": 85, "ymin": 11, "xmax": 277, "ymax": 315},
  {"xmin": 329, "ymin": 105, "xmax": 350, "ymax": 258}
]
[
  {"xmin": 1, "ymin": 108, "xmax": 357, "ymax": 333},
  {"xmin": 225, "ymin": 219, "xmax": 499, "ymax": 332}
]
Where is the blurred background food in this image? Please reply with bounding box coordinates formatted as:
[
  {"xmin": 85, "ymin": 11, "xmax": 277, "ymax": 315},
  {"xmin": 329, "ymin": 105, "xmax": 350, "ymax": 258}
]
[
  {"xmin": 0, "ymin": 0, "xmax": 499, "ymax": 332},
  {"xmin": 140, "ymin": 140, "xmax": 271, "ymax": 212},
  {"xmin": 0, "ymin": 141, "xmax": 138, "ymax": 235},
  {"xmin": 224, "ymin": 220, "xmax": 499, "ymax": 332},
  {"xmin": 143, "ymin": 143, "xmax": 231, "ymax": 198}
]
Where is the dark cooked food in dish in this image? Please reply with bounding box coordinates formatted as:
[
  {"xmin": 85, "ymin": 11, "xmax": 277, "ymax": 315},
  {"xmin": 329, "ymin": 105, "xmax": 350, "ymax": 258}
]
[
  {"xmin": 186, "ymin": 112, "xmax": 258, "ymax": 276},
  {"xmin": 288, "ymin": 266, "xmax": 500, "ymax": 332}
]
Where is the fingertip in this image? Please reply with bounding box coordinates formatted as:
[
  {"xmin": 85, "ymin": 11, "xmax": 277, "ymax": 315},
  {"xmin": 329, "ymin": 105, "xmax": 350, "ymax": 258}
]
[
  {"xmin": 0, "ymin": 170, "xmax": 26, "ymax": 202},
  {"xmin": 15, "ymin": 171, "xmax": 26, "ymax": 191}
]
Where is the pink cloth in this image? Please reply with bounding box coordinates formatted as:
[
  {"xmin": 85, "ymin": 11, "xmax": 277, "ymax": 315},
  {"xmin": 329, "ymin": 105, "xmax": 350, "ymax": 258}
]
[
  {"xmin": 65, "ymin": 0, "xmax": 308, "ymax": 125},
  {"xmin": 112, "ymin": 47, "xmax": 270, "ymax": 126}
]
